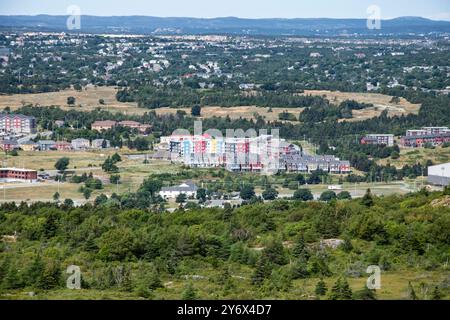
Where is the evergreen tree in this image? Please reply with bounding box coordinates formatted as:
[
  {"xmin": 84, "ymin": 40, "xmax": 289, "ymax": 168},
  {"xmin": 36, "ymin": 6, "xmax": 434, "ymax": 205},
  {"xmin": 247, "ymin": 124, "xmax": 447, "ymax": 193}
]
[
  {"xmin": 251, "ymin": 257, "xmax": 271, "ymax": 286},
  {"xmin": 182, "ymin": 282, "xmax": 198, "ymax": 300},
  {"xmin": 292, "ymin": 235, "xmax": 310, "ymax": 260},
  {"xmin": 291, "ymin": 259, "xmax": 309, "ymax": 279},
  {"xmin": 25, "ymin": 255, "xmax": 45, "ymax": 288},
  {"xmin": 37, "ymin": 260, "xmax": 61, "ymax": 290},
  {"xmin": 53, "ymin": 192, "xmax": 60, "ymax": 202},
  {"xmin": 262, "ymin": 239, "xmax": 287, "ymax": 265},
  {"xmin": 329, "ymin": 278, "xmax": 353, "ymax": 300},
  {"xmin": 361, "ymin": 189, "xmax": 374, "ymax": 207},
  {"xmin": 340, "ymin": 278, "xmax": 353, "ymax": 300},
  {"xmin": 315, "ymin": 279, "xmax": 328, "ymax": 296},
  {"xmin": 354, "ymin": 286, "xmax": 377, "ymax": 300}
]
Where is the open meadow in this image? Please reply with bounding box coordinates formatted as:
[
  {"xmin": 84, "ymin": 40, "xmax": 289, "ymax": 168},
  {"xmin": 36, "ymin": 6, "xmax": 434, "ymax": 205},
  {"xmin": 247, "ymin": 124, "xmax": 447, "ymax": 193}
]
[{"xmin": 0, "ymin": 86, "xmax": 420, "ymax": 122}]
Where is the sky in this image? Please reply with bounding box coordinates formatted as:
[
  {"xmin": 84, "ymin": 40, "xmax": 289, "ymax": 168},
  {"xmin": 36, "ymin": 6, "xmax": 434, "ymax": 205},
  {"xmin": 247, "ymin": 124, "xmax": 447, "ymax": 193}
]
[{"xmin": 0, "ymin": 0, "xmax": 449, "ymax": 21}]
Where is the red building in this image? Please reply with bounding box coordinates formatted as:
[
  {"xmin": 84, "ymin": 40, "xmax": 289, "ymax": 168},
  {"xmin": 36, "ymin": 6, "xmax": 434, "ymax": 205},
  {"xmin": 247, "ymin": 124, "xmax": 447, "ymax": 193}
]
[
  {"xmin": 401, "ymin": 132, "xmax": 450, "ymax": 147},
  {"xmin": 0, "ymin": 168, "xmax": 38, "ymax": 182}
]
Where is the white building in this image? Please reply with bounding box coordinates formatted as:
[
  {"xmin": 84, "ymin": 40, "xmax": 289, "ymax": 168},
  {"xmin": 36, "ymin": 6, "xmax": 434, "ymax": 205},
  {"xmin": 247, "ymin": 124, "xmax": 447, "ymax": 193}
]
[
  {"xmin": 361, "ymin": 134, "xmax": 394, "ymax": 147},
  {"xmin": 428, "ymin": 163, "xmax": 450, "ymax": 187},
  {"xmin": 159, "ymin": 181, "xmax": 198, "ymax": 199}
]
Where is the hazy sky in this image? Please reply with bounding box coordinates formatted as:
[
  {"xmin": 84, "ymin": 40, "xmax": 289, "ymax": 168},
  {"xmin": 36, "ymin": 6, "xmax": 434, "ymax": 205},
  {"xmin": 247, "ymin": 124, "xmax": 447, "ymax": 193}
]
[{"xmin": 1, "ymin": 0, "xmax": 450, "ymax": 20}]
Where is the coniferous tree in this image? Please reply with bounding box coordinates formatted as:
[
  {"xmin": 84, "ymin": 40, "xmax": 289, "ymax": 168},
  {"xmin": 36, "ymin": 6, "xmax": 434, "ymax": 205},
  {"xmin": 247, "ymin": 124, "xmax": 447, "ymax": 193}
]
[
  {"xmin": 361, "ymin": 189, "xmax": 374, "ymax": 207},
  {"xmin": 292, "ymin": 235, "xmax": 310, "ymax": 260},
  {"xmin": 251, "ymin": 257, "xmax": 271, "ymax": 286},
  {"xmin": 329, "ymin": 278, "xmax": 353, "ymax": 300},
  {"xmin": 315, "ymin": 279, "xmax": 328, "ymax": 296},
  {"xmin": 354, "ymin": 286, "xmax": 377, "ymax": 300},
  {"xmin": 182, "ymin": 282, "xmax": 198, "ymax": 300}
]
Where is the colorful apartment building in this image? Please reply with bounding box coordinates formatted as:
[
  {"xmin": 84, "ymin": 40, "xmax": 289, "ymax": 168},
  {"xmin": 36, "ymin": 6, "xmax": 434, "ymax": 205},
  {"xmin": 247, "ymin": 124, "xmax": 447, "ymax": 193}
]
[
  {"xmin": 164, "ymin": 134, "xmax": 347, "ymax": 174},
  {"xmin": 0, "ymin": 114, "xmax": 37, "ymax": 134}
]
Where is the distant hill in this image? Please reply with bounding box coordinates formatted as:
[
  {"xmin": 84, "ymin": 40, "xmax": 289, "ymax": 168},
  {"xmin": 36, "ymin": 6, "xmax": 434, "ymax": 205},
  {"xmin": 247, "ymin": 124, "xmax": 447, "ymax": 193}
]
[{"xmin": 0, "ymin": 15, "xmax": 449, "ymax": 35}]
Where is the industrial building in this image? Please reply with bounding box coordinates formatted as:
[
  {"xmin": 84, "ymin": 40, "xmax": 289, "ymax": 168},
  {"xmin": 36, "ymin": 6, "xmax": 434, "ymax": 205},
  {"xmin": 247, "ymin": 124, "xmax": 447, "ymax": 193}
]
[{"xmin": 427, "ymin": 163, "xmax": 450, "ymax": 187}]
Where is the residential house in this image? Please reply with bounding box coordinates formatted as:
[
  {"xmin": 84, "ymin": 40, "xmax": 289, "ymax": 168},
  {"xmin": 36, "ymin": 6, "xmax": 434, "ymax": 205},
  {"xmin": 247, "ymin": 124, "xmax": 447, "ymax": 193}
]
[
  {"xmin": 91, "ymin": 139, "xmax": 110, "ymax": 149},
  {"xmin": 38, "ymin": 140, "xmax": 56, "ymax": 151},
  {"xmin": 19, "ymin": 140, "xmax": 38, "ymax": 151},
  {"xmin": 55, "ymin": 141, "xmax": 72, "ymax": 151},
  {"xmin": 71, "ymin": 138, "xmax": 90, "ymax": 150},
  {"xmin": 0, "ymin": 139, "xmax": 19, "ymax": 152},
  {"xmin": 118, "ymin": 120, "xmax": 152, "ymax": 133}
]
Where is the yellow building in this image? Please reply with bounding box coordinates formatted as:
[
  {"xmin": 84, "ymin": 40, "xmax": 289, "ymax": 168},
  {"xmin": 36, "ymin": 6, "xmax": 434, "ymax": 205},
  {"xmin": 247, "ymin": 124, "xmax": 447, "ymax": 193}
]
[{"xmin": 20, "ymin": 142, "xmax": 38, "ymax": 151}]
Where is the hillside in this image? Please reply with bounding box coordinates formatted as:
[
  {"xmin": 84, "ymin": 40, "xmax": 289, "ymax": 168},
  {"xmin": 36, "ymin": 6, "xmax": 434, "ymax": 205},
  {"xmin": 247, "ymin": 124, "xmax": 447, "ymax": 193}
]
[
  {"xmin": 0, "ymin": 189, "xmax": 449, "ymax": 300},
  {"xmin": 1, "ymin": 15, "xmax": 450, "ymax": 35}
]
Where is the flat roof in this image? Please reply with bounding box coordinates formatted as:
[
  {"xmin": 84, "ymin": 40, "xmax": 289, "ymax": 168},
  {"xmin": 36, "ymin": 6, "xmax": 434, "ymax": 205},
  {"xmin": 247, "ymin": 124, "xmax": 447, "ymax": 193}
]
[{"xmin": 0, "ymin": 167, "xmax": 37, "ymax": 172}]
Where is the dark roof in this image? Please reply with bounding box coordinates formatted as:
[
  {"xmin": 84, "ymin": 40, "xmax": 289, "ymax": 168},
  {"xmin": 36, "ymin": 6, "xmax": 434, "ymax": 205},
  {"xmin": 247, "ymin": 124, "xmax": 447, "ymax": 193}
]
[{"xmin": 161, "ymin": 181, "xmax": 198, "ymax": 192}]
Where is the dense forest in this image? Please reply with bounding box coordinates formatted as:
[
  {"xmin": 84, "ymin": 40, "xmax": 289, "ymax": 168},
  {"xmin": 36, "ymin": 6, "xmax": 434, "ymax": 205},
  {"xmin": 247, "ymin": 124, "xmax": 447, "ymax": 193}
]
[{"xmin": 0, "ymin": 186, "xmax": 449, "ymax": 299}]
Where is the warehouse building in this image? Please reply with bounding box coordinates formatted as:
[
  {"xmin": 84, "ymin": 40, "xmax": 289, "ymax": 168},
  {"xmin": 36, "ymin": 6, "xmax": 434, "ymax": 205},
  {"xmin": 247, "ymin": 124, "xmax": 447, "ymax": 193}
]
[{"xmin": 427, "ymin": 163, "xmax": 450, "ymax": 187}]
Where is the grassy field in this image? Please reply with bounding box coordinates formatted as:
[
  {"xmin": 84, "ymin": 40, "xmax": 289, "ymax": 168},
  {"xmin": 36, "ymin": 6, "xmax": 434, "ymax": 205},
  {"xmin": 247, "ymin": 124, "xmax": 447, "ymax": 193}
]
[
  {"xmin": 0, "ymin": 269, "xmax": 447, "ymax": 300},
  {"xmin": 302, "ymin": 90, "xmax": 421, "ymax": 121},
  {"xmin": 378, "ymin": 146, "xmax": 450, "ymax": 168},
  {"xmin": 0, "ymin": 86, "xmax": 420, "ymax": 122},
  {"xmin": 0, "ymin": 86, "xmax": 296, "ymax": 121},
  {"xmin": 0, "ymin": 149, "xmax": 183, "ymax": 203}
]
